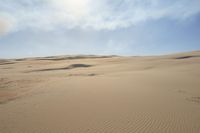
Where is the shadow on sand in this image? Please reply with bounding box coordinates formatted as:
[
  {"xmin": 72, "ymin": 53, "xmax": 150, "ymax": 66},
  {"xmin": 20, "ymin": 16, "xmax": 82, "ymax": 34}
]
[
  {"xmin": 174, "ymin": 55, "xmax": 200, "ymax": 60},
  {"xmin": 27, "ymin": 64, "xmax": 93, "ymax": 72}
]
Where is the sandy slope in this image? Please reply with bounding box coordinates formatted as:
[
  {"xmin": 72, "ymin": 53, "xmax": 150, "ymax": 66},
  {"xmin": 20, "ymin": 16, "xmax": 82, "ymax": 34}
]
[{"xmin": 0, "ymin": 51, "xmax": 200, "ymax": 133}]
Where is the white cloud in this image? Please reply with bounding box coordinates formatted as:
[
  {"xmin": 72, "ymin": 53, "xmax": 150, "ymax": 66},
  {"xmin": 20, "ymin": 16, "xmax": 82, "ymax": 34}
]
[{"xmin": 0, "ymin": 0, "xmax": 200, "ymax": 34}]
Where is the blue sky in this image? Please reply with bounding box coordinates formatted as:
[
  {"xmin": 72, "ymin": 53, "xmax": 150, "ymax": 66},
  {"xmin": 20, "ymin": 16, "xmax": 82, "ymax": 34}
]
[{"xmin": 0, "ymin": 0, "xmax": 200, "ymax": 58}]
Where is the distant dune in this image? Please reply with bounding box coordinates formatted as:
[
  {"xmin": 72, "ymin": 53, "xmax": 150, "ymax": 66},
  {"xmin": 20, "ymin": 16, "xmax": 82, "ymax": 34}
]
[{"xmin": 0, "ymin": 51, "xmax": 200, "ymax": 133}]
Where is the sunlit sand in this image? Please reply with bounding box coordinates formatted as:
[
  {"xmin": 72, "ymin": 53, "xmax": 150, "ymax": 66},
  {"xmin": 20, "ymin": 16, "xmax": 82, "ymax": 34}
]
[{"xmin": 0, "ymin": 51, "xmax": 200, "ymax": 133}]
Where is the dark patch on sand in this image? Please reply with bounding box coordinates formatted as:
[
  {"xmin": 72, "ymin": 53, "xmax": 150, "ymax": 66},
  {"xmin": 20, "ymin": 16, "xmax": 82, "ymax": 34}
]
[
  {"xmin": 0, "ymin": 62, "xmax": 15, "ymax": 65},
  {"xmin": 186, "ymin": 97, "xmax": 200, "ymax": 104},
  {"xmin": 68, "ymin": 73, "xmax": 97, "ymax": 77},
  {"xmin": 177, "ymin": 89, "xmax": 187, "ymax": 94},
  {"xmin": 0, "ymin": 96, "xmax": 19, "ymax": 105},
  {"xmin": 174, "ymin": 55, "xmax": 200, "ymax": 60},
  {"xmin": 27, "ymin": 64, "xmax": 93, "ymax": 72},
  {"xmin": 142, "ymin": 66, "xmax": 154, "ymax": 70},
  {"xmin": 15, "ymin": 59, "xmax": 27, "ymax": 61},
  {"xmin": 34, "ymin": 56, "xmax": 115, "ymax": 61}
]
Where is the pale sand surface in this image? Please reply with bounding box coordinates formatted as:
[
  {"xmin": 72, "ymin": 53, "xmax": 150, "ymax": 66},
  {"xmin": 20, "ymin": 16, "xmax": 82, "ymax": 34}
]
[{"xmin": 0, "ymin": 51, "xmax": 200, "ymax": 133}]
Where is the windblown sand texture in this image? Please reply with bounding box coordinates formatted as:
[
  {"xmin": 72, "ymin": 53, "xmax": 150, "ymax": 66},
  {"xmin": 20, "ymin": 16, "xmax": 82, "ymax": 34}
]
[{"xmin": 0, "ymin": 51, "xmax": 200, "ymax": 133}]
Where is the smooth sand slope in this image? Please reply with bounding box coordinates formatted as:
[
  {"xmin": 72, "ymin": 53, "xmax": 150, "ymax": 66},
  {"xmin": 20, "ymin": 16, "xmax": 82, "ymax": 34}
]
[{"xmin": 0, "ymin": 51, "xmax": 200, "ymax": 133}]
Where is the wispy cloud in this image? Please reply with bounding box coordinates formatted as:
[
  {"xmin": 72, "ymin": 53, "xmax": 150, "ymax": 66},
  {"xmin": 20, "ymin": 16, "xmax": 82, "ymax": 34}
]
[{"xmin": 0, "ymin": 0, "xmax": 200, "ymax": 34}]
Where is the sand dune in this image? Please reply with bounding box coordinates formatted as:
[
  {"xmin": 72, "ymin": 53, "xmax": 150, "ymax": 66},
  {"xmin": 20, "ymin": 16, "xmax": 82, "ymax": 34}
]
[{"xmin": 0, "ymin": 51, "xmax": 200, "ymax": 133}]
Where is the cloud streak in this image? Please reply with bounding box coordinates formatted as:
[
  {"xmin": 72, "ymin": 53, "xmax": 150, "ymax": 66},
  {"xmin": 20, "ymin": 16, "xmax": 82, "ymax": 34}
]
[{"xmin": 0, "ymin": 0, "xmax": 200, "ymax": 34}]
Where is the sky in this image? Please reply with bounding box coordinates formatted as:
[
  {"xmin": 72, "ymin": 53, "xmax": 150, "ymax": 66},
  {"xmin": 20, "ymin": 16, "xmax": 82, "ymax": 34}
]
[{"xmin": 0, "ymin": 0, "xmax": 200, "ymax": 58}]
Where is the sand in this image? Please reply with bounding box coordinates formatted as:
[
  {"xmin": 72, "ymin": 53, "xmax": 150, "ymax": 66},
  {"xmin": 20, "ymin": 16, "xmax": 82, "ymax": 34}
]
[{"xmin": 0, "ymin": 51, "xmax": 200, "ymax": 133}]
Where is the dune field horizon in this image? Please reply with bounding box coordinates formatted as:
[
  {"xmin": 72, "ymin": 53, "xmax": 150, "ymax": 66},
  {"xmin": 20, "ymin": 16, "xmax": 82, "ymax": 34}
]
[{"xmin": 0, "ymin": 51, "xmax": 200, "ymax": 133}]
